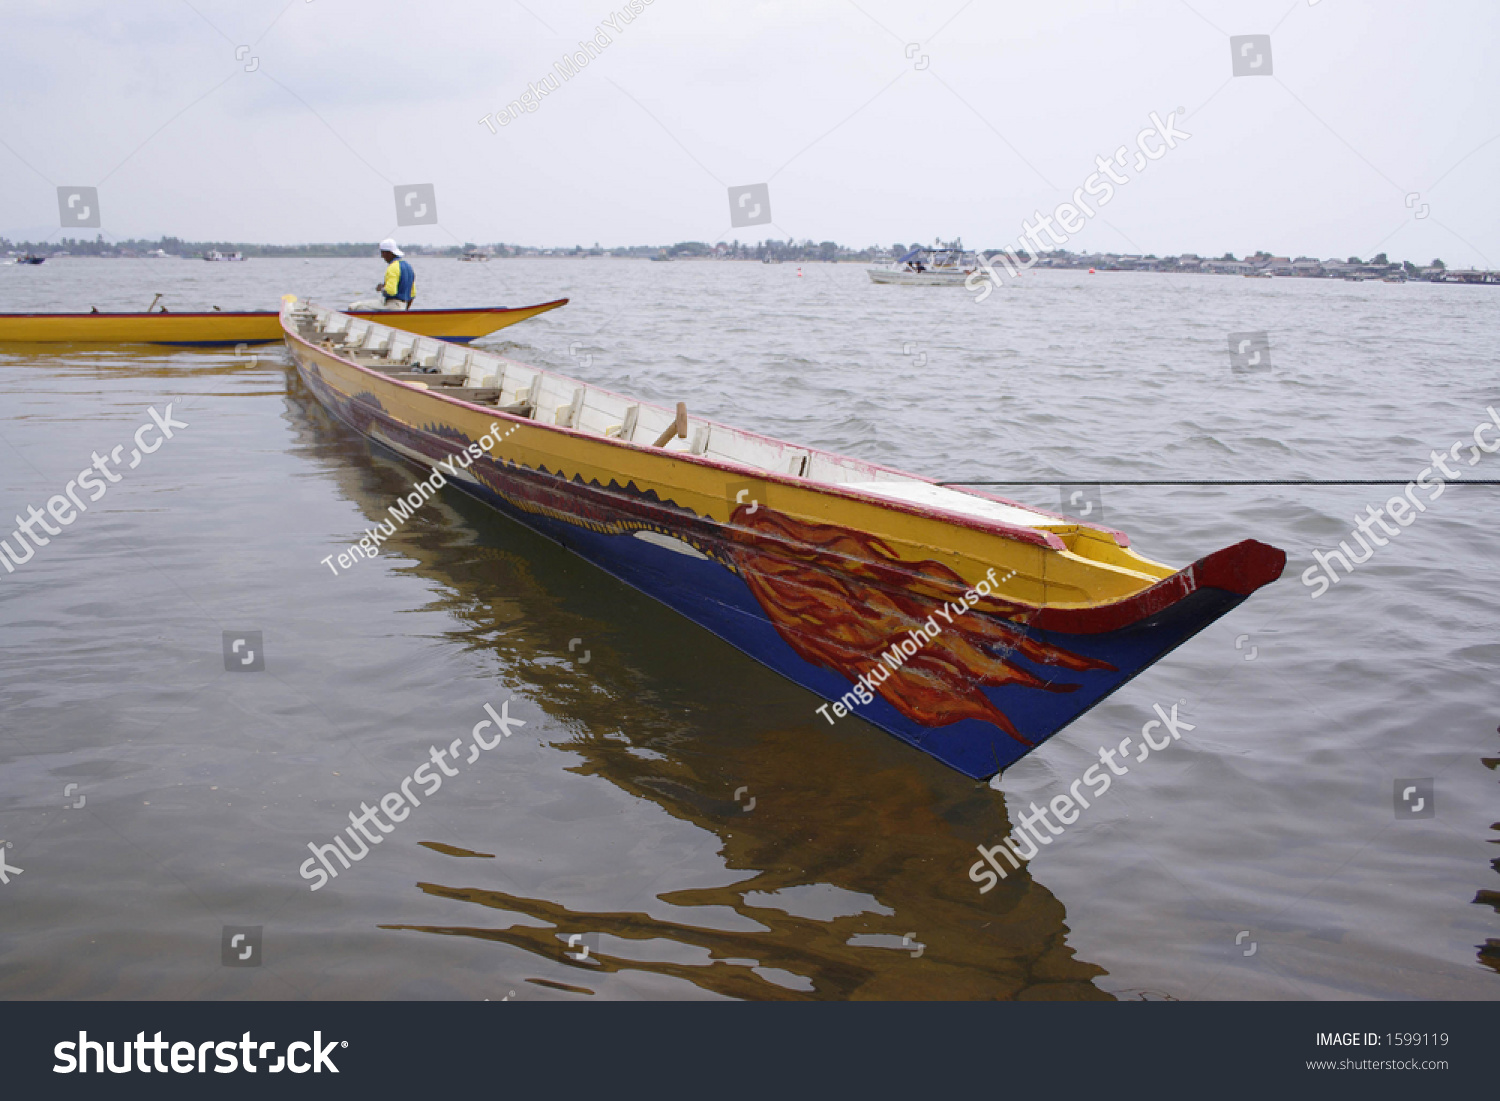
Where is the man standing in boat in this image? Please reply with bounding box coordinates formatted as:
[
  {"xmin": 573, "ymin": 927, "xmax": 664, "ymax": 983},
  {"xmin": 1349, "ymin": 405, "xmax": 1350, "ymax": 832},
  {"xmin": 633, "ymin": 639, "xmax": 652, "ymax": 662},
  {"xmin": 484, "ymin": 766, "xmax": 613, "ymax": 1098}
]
[{"xmin": 352, "ymin": 238, "xmax": 415, "ymax": 311}]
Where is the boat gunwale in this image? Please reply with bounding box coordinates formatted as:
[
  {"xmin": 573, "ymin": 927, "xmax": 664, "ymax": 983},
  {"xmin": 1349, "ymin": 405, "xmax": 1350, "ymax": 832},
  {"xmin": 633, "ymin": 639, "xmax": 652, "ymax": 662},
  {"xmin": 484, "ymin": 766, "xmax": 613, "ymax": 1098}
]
[{"xmin": 283, "ymin": 307, "xmax": 1127, "ymax": 556}]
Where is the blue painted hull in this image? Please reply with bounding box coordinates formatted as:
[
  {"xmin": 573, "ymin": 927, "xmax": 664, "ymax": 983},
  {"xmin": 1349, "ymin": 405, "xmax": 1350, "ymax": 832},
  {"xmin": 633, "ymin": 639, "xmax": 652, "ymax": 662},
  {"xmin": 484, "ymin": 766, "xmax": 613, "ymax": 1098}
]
[{"xmin": 447, "ymin": 472, "xmax": 1247, "ymax": 778}]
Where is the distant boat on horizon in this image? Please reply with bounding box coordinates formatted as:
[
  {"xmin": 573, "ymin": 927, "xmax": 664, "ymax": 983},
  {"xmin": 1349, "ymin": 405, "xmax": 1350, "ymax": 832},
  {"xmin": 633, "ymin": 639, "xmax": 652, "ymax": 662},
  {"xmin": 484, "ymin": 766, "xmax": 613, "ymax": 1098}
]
[
  {"xmin": 868, "ymin": 245, "xmax": 973, "ymax": 287},
  {"xmin": 203, "ymin": 251, "xmax": 245, "ymax": 262}
]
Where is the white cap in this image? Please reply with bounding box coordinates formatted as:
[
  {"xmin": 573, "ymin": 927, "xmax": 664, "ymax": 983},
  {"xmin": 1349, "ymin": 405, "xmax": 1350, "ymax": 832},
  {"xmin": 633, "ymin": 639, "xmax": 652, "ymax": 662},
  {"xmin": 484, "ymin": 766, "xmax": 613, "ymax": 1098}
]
[{"xmin": 379, "ymin": 238, "xmax": 403, "ymax": 257}]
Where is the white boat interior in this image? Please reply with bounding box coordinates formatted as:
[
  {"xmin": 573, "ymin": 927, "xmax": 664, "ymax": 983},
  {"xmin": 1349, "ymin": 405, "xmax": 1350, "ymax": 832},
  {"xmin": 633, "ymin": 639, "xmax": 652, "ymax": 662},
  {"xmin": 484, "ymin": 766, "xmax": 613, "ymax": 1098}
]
[{"xmin": 289, "ymin": 302, "xmax": 1072, "ymax": 535}]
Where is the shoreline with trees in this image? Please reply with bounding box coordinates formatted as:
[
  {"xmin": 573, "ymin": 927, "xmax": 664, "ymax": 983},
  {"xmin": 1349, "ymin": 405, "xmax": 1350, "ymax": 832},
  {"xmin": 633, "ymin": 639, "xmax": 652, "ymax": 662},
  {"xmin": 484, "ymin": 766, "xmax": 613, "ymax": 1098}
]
[{"xmin": 3, "ymin": 235, "xmax": 1493, "ymax": 283}]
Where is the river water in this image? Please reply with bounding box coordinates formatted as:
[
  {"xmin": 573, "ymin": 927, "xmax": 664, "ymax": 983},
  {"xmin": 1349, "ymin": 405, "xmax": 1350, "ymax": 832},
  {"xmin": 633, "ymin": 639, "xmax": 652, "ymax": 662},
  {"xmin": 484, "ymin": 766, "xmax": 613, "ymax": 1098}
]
[{"xmin": 1, "ymin": 257, "xmax": 1496, "ymax": 1000}]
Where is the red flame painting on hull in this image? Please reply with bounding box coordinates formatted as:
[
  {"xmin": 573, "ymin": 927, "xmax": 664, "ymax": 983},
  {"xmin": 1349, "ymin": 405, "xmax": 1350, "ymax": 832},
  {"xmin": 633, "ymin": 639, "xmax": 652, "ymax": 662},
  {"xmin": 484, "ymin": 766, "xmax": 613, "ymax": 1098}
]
[{"xmin": 723, "ymin": 505, "xmax": 1115, "ymax": 743}]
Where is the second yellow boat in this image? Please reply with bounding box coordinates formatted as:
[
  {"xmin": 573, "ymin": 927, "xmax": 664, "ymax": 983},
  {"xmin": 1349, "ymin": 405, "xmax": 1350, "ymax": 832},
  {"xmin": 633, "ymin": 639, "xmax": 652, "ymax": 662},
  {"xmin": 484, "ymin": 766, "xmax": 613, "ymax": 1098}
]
[{"xmin": 0, "ymin": 299, "xmax": 568, "ymax": 347}]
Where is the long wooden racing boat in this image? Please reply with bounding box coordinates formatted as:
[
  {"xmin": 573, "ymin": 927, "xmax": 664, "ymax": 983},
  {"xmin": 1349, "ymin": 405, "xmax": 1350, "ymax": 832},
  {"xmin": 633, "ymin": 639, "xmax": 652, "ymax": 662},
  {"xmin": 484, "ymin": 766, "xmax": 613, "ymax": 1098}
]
[
  {"xmin": 0, "ymin": 298, "xmax": 567, "ymax": 347},
  {"xmin": 282, "ymin": 299, "xmax": 1285, "ymax": 780}
]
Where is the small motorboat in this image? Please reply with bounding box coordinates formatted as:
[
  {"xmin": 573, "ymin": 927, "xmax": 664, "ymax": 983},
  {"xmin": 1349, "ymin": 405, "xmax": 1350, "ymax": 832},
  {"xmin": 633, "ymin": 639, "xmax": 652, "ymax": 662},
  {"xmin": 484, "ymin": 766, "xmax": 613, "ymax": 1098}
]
[
  {"xmin": 868, "ymin": 245, "xmax": 974, "ymax": 286},
  {"xmin": 281, "ymin": 299, "xmax": 1285, "ymax": 780},
  {"xmin": 203, "ymin": 250, "xmax": 245, "ymax": 262},
  {"xmin": 14, "ymin": 254, "xmax": 46, "ymax": 265},
  {"xmin": 0, "ymin": 298, "xmax": 568, "ymax": 346},
  {"xmin": 459, "ymin": 251, "xmax": 490, "ymax": 262}
]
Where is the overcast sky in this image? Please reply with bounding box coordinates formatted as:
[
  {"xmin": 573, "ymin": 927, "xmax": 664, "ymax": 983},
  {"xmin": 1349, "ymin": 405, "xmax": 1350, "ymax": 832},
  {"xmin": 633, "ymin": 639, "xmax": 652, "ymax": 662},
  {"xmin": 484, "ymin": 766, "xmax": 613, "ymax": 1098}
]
[{"xmin": 1, "ymin": 0, "xmax": 1496, "ymax": 265}]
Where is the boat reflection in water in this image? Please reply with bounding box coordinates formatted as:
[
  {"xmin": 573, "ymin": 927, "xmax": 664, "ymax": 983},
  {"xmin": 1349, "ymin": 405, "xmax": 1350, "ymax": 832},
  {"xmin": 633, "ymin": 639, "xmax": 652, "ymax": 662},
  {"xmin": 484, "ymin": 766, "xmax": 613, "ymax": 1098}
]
[{"xmin": 284, "ymin": 371, "xmax": 1113, "ymax": 1000}]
